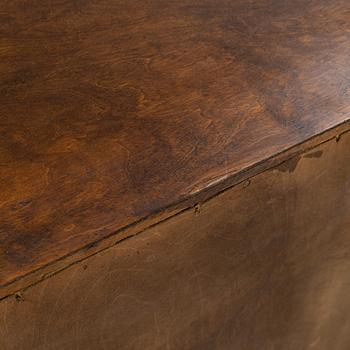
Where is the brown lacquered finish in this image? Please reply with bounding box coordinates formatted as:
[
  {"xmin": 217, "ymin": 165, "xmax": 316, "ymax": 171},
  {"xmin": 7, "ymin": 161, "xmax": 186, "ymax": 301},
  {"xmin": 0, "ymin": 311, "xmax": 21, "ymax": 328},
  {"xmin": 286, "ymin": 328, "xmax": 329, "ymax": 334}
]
[{"xmin": 1, "ymin": 0, "xmax": 350, "ymax": 292}]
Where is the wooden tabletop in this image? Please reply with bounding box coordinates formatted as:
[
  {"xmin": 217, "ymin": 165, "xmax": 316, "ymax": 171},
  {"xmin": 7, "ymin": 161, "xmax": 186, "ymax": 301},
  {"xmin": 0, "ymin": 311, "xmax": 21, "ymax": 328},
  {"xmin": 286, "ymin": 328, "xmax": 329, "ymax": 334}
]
[{"xmin": 1, "ymin": 0, "xmax": 350, "ymax": 293}]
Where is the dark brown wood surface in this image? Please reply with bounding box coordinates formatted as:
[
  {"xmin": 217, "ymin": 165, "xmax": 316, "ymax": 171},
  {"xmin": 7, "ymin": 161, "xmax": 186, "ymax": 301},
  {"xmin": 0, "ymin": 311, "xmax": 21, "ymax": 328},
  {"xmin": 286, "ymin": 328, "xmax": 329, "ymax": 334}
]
[
  {"xmin": 1, "ymin": 0, "xmax": 350, "ymax": 293},
  {"xmin": 1, "ymin": 131, "xmax": 350, "ymax": 350}
]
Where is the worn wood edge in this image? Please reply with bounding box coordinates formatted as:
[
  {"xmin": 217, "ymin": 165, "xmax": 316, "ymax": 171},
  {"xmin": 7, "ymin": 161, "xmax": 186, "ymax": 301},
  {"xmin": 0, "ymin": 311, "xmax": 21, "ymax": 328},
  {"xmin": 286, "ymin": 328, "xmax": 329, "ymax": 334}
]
[{"xmin": 1, "ymin": 119, "xmax": 350, "ymax": 300}]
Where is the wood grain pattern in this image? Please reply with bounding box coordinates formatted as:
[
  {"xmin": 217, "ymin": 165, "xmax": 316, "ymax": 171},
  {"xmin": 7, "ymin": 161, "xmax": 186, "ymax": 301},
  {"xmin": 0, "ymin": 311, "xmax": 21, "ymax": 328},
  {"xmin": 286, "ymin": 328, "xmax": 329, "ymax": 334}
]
[
  {"xmin": 1, "ymin": 131, "xmax": 350, "ymax": 350},
  {"xmin": 1, "ymin": 0, "xmax": 350, "ymax": 293}
]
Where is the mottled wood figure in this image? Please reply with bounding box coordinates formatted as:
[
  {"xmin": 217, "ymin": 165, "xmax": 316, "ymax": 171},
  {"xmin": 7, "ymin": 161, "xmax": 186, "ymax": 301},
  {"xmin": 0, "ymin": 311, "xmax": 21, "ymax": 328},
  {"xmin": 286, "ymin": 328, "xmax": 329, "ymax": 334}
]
[{"xmin": 0, "ymin": 0, "xmax": 350, "ymax": 349}]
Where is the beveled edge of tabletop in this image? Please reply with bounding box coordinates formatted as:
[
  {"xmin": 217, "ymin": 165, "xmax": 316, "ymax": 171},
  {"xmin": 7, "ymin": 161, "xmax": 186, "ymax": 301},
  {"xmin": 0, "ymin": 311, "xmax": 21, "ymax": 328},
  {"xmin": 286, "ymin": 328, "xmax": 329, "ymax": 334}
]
[{"xmin": 1, "ymin": 119, "xmax": 350, "ymax": 301}]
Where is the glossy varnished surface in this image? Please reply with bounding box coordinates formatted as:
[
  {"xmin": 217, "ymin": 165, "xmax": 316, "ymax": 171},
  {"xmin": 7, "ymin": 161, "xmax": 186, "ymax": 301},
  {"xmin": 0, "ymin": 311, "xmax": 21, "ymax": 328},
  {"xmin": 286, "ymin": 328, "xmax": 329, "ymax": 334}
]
[{"xmin": 1, "ymin": 0, "xmax": 350, "ymax": 288}]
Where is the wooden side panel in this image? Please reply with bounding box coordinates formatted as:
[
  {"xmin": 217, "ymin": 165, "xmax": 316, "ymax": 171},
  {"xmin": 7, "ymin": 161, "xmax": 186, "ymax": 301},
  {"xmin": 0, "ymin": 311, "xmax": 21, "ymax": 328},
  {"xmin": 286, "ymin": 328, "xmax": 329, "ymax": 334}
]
[{"xmin": 1, "ymin": 133, "xmax": 350, "ymax": 349}]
